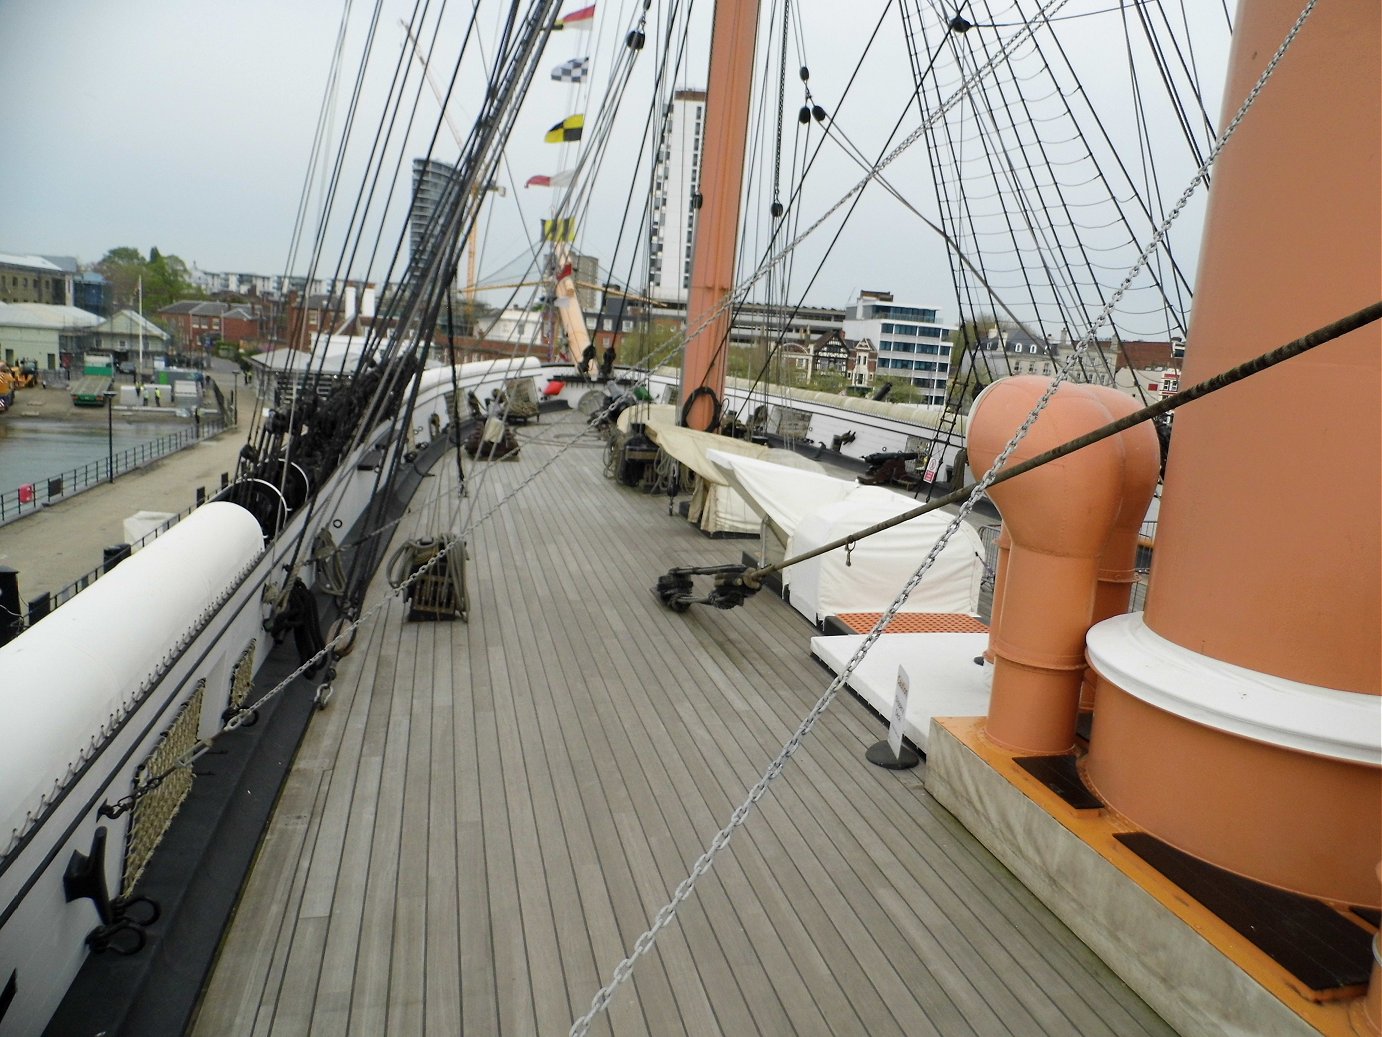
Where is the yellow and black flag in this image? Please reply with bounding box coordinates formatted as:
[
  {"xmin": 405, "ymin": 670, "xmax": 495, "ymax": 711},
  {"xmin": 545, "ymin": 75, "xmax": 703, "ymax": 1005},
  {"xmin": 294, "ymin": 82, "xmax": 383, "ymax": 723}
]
[
  {"xmin": 542, "ymin": 218, "xmax": 577, "ymax": 242},
  {"xmin": 544, "ymin": 114, "xmax": 584, "ymax": 143}
]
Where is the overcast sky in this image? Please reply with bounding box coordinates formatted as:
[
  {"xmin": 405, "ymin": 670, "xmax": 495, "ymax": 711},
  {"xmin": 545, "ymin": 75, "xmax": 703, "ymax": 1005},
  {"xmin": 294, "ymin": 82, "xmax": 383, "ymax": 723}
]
[{"xmin": 0, "ymin": 0, "xmax": 1230, "ymax": 327}]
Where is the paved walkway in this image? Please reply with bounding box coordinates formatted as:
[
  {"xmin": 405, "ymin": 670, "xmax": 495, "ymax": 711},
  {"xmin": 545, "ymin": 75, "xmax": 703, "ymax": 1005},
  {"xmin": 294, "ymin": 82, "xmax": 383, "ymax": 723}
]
[{"xmin": 0, "ymin": 405, "xmax": 254, "ymax": 608}]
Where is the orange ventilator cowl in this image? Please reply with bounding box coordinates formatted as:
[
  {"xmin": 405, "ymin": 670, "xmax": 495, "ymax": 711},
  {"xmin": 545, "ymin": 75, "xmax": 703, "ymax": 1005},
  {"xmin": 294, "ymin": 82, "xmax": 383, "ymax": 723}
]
[{"xmin": 968, "ymin": 377, "xmax": 1150, "ymax": 754}]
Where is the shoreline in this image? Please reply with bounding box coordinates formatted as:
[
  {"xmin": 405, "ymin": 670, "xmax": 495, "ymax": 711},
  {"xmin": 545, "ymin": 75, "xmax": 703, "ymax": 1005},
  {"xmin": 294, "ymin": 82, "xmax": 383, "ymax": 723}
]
[{"xmin": 3, "ymin": 369, "xmax": 245, "ymax": 425}]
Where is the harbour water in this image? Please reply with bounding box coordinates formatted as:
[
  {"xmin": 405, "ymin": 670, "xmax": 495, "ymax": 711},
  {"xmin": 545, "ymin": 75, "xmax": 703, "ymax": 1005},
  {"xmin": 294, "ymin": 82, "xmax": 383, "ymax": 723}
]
[{"xmin": 0, "ymin": 417, "xmax": 169, "ymax": 493}]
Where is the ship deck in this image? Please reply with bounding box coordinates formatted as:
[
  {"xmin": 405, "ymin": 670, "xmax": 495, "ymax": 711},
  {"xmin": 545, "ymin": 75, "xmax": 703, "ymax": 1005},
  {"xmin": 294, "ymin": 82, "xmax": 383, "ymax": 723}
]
[{"xmin": 192, "ymin": 408, "xmax": 1174, "ymax": 1036}]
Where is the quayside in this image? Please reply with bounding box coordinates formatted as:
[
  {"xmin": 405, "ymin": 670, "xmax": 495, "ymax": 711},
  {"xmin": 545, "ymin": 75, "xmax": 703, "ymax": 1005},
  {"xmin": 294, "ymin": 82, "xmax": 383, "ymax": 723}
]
[{"xmin": 190, "ymin": 404, "xmax": 1172, "ymax": 1037}]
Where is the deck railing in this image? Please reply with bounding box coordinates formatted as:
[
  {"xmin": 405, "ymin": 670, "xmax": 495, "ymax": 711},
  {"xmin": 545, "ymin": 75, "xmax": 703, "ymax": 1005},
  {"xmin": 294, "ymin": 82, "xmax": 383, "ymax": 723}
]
[{"xmin": 0, "ymin": 417, "xmax": 225, "ymax": 525}]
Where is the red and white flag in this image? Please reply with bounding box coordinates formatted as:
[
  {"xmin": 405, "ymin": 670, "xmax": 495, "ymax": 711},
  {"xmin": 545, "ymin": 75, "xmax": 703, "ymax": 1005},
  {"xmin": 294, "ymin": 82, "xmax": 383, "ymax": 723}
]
[{"xmin": 553, "ymin": 4, "xmax": 594, "ymax": 30}]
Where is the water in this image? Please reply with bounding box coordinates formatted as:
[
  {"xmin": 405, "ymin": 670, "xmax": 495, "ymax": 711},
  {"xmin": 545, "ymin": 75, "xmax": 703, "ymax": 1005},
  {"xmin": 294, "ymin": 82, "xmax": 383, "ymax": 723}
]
[{"xmin": 0, "ymin": 418, "xmax": 165, "ymax": 491}]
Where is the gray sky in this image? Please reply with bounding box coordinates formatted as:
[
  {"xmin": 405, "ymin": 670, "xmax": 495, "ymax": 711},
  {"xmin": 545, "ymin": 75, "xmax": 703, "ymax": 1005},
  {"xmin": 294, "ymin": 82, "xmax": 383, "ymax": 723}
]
[{"xmin": 0, "ymin": 0, "xmax": 1230, "ymax": 328}]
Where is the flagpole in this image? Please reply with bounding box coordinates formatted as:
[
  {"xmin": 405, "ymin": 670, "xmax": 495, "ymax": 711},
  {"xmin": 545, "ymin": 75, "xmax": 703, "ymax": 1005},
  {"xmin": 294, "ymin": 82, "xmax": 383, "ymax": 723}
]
[{"xmin": 138, "ymin": 274, "xmax": 144, "ymax": 390}]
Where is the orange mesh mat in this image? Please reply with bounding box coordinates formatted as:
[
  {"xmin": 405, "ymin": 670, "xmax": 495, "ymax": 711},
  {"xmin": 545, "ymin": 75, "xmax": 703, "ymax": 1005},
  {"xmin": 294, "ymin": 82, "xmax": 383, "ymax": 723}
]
[{"xmin": 832, "ymin": 612, "xmax": 989, "ymax": 634}]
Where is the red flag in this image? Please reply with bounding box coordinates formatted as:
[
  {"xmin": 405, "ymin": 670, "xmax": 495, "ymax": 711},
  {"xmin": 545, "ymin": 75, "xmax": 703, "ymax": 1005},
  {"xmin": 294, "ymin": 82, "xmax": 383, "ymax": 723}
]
[
  {"xmin": 525, "ymin": 175, "xmax": 552, "ymax": 188},
  {"xmin": 554, "ymin": 4, "xmax": 594, "ymax": 30}
]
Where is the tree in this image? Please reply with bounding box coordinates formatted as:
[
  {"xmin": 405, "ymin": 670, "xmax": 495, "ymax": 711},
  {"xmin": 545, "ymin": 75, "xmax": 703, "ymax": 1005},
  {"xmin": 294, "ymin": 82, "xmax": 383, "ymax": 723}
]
[
  {"xmin": 872, "ymin": 376, "xmax": 925, "ymax": 405},
  {"xmin": 94, "ymin": 247, "xmax": 146, "ymax": 310},
  {"xmin": 806, "ymin": 369, "xmax": 849, "ymax": 395},
  {"xmin": 94, "ymin": 246, "xmax": 202, "ymax": 313},
  {"xmin": 615, "ymin": 322, "xmax": 680, "ymax": 368},
  {"xmin": 949, "ymin": 312, "xmax": 998, "ymax": 367}
]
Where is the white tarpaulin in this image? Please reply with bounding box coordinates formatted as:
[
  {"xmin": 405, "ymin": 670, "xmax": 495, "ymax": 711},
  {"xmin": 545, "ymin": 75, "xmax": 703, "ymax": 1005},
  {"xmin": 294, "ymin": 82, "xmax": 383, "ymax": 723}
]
[
  {"xmin": 644, "ymin": 423, "xmax": 823, "ymax": 535},
  {"xmin": 706, "ymin": 449, "xmax": 855, "ymax": 544},
  {"xmin": 123, "ymin": 510, "xmax": 177, "ymax": 545},
  {"xmin": 616, "ymin": 402, "xmax": 677, "ymax": 433},
  {"xmin": 789, "ymin": 489, "xmax": 984, "ymax": 624},
  {"xmin": 705, "ymin": 452, "xmax": 983, "ymax": 616}
]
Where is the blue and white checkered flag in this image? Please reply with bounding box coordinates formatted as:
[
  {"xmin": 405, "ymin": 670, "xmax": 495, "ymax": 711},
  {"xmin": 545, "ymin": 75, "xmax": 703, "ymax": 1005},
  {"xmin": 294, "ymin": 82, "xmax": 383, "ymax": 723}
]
[{"xmin": 551, "ymin": 57, "xmax": 589, "ymax": 83}]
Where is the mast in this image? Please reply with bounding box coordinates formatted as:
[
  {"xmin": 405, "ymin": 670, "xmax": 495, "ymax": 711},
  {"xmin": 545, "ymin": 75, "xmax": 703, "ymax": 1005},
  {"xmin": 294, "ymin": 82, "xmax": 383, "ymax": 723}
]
[
  {"xmin": 678, "ymin": 0, "xmax": 761, "ymax": 430},
  {"xmin": 137, "ymin": 274, "xmax": 144, "ymax": 388}
]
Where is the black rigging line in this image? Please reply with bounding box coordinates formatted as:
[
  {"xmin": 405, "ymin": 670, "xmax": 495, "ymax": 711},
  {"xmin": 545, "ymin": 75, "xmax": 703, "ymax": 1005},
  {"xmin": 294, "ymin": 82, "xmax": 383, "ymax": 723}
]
[
  {"xmin": 727, "ymin": 15, "xmax": 956, "ymax": 421},
  {"xmin": 971, "ymin": 0, "xmax": 1150, "ymax": 27},
  {"xmin": 700, "ymin": 0, "xmax": 903, "ymax": 404},
  {"xmin": 964, "ymin": 0, "xmax": 1126, "ymax": 389},
  {"xmin": 1030, "ymin": 15, "xmax": 1198, "ymax": 304},
  {"xmin": 596, "ymin": 2, "xmax": 694, "ymax": 356},
  {"xmin": 928, "ymin": 0, "xmax": 1210, "ymax": 398}
]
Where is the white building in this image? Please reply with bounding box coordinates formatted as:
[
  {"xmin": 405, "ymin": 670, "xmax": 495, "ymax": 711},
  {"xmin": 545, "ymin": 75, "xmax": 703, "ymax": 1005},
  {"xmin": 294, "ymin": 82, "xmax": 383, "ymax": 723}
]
[
  {"xmin": 410, "ymin": 158, "xmax": 461, "ymax": 277},
  {"xmin": 648, "ymin": 89, "xmax": 706, "ymax": 303},
  {"xmin": 842, "ymin": 291, "xmax": 954, "ymax": 406}
]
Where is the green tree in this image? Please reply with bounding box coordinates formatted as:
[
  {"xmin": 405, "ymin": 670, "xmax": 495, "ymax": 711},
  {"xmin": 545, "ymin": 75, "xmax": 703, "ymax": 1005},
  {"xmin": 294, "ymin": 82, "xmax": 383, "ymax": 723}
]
[
  {"xmin": 872, "ymin": 376, "xmax": 924, "ymax": 404},
  {"xmin": 949, "ymin": 312, "xmax": 998, "ymax": 367},
  {"xmin": 615, "ymin": 322, "xmax": 680, "ymax": 368},
  {"xmin": 94, "ymin": 246, "xmax": 202, "ymax": 313},
  {"xmin": 806, "ymin": 369, "xmax": 849, "ymax": 394},
  {"xmin": 94, "ymin": 246, "xmax": 146, "ymax": 309}
]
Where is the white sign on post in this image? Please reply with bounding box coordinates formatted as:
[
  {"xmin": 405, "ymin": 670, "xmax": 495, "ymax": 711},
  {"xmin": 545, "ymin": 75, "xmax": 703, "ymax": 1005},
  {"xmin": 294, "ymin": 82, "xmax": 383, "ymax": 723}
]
[
  {"xmin": 922, "ymin": 454, "xmax": 941, "ymax": 484},
  {"xmin": 888, "ymin": 666, "xmax": 910, "ymax": 760}
]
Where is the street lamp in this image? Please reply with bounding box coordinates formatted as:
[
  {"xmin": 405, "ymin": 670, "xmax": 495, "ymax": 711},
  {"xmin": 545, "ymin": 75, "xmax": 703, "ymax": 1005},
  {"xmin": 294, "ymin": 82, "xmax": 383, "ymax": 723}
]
[{"xmin": 103, "ymin": 389, "xmax": 116, "ymax": 483}]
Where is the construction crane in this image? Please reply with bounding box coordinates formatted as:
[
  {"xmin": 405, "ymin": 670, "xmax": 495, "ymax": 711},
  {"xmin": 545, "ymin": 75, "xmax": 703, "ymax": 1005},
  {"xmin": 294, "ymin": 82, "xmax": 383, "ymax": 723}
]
[{"xmin": 400, "ymin": 20, "xmax": 505, "ymax": 306}]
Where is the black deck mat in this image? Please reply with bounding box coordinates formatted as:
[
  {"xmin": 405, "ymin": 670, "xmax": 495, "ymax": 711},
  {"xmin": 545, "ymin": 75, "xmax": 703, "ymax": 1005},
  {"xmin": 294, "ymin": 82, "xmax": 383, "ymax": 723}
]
[
  {"xmin": 1014, "ymin": 754, "xmax": 1103, "ymax": 810},
  {"xmin": 1115, "ymin": 833, "xmax": 1373, "ymax": 993}
]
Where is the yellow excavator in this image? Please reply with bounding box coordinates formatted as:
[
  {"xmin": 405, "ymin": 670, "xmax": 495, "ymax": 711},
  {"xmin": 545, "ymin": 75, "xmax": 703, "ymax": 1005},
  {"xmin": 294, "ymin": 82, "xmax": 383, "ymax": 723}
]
[{"xmin": 12, "ymin": 359, "xmax": 40, "ymax": 389}]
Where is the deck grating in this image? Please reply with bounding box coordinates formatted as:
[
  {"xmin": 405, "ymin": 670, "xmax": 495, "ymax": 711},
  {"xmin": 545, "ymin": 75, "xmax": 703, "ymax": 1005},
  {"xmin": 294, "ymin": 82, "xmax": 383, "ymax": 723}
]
[{"xmin": 192, "ymin": 410, "xmax": 1175, "ymax": 1037}]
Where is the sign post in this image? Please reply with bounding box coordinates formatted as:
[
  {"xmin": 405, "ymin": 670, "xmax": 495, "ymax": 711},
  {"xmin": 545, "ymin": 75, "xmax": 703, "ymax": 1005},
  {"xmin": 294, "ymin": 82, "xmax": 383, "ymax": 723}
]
[{"xmin": 866, "ymin": 665, "xmax": 921, "ymax": 769}]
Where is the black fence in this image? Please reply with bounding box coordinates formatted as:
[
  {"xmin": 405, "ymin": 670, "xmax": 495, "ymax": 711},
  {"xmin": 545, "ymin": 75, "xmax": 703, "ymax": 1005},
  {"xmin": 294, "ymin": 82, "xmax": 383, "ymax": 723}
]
[
  {"xmin": 0, "ymin": 417, "xmax": 225, "ymax": 524},
  {"xmin": 33, "ymin": 503, "xmax": 200, "ymax": 621}
]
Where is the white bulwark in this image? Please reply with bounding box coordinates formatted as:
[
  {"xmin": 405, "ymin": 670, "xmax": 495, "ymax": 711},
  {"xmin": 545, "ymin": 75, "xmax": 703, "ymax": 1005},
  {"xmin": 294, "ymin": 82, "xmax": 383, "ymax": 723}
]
[{"xmin": 842, "ymin": 290, "xmax": 954, "ymax": 406}]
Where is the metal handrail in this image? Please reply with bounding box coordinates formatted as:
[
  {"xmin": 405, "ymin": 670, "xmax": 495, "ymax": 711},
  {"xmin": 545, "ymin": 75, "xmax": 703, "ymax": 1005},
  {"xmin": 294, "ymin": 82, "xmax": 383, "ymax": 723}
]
[
  {"xmin": 37, "ymin": 503, "xmax": 200, "ymax": 616},
  {"xmin": 0, "ymin": 416, "xmax": 227, "ymax": 525}
]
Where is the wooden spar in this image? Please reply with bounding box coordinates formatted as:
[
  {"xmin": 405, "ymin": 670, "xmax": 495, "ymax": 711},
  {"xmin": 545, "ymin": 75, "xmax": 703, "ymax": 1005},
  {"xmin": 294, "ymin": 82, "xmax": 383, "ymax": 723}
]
[{"xmin": 679, "ymin": 0, "xmax": 761, "ymax": 430}]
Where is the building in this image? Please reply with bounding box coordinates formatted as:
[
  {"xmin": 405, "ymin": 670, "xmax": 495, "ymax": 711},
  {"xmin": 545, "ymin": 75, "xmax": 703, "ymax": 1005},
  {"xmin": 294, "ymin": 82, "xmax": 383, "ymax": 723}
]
[
  {"xmin": 0, "ymin": 302, "xmax": 102, "ymax": 371},
  {"xmin": 968, "ymin": 326, "xmax": 1063, "ymax": 381},
  {"xmin": 842, "ymin": 290, "xmax": 954, "ymax": 405},
  {"xmin": 71, "ymin": 270, "xmax": 108, "ymax": 316},
  {"xmin": 410, "ymin": 158, "xmax": 462, "ymax": 278},
  {"xmin": 1113, "ymin": 338, "xmax": 1184, "ymax": 398},
  {"xmin": 281, "ymin": 284, "xmax": 377, "ymax": 351},
  {"xmin": 158, "ymin": 301, "xmax": 262, "ymax": 349},
  {"xmin": 777, "ymin": 329, "xmax": 877, "ymax": 388},
  {"xmin": 190, "ymin": 268, "xmax": 283, "ymax": 298},
  {"xmin": 648, "ymin": 89, "xmax": 706, "ymax": 302},
  {"xmin": 88, "ymin": 310, "xmax": 171, "ymax": 367},
  {"xmin": 0, "ymin": 253, "xmax": 71, "ymax": 307}
]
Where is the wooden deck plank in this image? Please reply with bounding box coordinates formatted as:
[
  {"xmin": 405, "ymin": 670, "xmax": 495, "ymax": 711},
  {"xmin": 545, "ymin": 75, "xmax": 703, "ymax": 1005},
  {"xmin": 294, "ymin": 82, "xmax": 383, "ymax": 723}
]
[
  {"xmin": 194, "ymin": 410, "xmax": 1176, "ymax": 1037},
  {"xmin": 516, "ymin": 514, "xmax": 895, "ymax": 1037},
  {"xmin": 423, "ymin": 616, "xmax": 463, "ymax": 1036},
  {"xmin": 193, "ymin": 768, "xmax": 322, "ymax": 1035},
  {"xmin": 473, "ymin": 457, "xmax": 685, "ymax": 1037}
]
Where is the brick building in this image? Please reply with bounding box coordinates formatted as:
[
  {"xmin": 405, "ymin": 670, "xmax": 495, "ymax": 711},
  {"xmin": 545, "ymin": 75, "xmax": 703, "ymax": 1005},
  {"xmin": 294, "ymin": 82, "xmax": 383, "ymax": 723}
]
[{"xmin": 158, "ymin": 300, "xmax": 261, "ymax": 349}]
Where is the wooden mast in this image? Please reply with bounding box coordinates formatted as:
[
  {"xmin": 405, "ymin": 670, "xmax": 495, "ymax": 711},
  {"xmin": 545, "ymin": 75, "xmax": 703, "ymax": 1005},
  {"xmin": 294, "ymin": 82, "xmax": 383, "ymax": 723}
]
[{"xmin": 679, "ymin": 0, "xmax": 761, "ymax": 430}]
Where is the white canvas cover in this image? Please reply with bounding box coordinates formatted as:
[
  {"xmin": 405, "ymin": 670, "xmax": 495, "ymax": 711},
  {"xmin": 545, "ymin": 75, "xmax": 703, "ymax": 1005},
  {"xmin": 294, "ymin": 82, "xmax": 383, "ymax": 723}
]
[
  {"xmin": 706, "ymin": 449, "xmax": 855, "ymax": 544},
  {"xmin": 644, "ymin": 423, "xmax": 823, "ymax": 535},
  {"xmin": 123, "ymin": 510, "xmax": 177, "ymax": 545},
  {"xmin": 615, "ymin": 402, "xmax": 677, "ymax": 433},
  {"xmin": 788, "ymin": 488, "xmax": 984, "ymax": 625}
]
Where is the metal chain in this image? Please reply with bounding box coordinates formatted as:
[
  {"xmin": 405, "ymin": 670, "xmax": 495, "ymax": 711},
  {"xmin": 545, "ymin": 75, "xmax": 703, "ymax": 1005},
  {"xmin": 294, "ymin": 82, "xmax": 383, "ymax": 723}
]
[{"xmin": 568, "ymin": 5, "xmax": 1317, "ymax": 1032}]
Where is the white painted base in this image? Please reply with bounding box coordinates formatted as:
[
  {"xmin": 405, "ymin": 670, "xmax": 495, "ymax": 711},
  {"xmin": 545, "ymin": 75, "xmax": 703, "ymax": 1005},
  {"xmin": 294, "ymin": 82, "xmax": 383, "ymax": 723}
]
[
  {"xmin": 809, "ymin": 632, "xmax": 990, "ymax": 751},
  {"xmin": 925, "ymin": 720, "xmax": 1319, "ymax": 1037}
]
